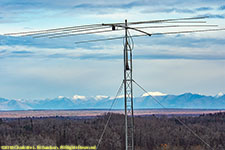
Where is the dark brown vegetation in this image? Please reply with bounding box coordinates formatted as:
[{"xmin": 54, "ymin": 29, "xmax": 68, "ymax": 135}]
[{"xmin": 0, "ymin": 112, "xmax": 225, "ymax": 150}]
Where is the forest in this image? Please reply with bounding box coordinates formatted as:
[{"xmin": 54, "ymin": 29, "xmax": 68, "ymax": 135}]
[{"xmin": 0, "ymin": 112, "xmax": 225, "ymax": 150}]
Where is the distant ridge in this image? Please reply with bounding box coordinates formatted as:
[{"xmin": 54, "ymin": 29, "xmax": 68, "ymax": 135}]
[{"xmin": 0, "ymin": 92, "xmax": 224, "ymax": 110}]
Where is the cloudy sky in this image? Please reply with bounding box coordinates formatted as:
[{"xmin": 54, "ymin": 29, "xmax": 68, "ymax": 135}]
[{"xmin": 0, "ymin": 0, "xmax": 225, "ymax": 100}]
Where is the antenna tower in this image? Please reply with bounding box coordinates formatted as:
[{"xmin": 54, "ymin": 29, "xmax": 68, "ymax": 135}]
[
  {"xmin": 124, "ymin": 19, "xmax": 134, "ymax": 150},
  {"xmin": 4, "ymin": 17, "xmax": 225, "ymax": 150}
]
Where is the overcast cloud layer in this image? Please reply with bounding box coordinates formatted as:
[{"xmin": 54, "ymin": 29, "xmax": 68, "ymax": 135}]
[{"xmin": 0, "ymin": 0, "xmax": 225, "ymax": 99}]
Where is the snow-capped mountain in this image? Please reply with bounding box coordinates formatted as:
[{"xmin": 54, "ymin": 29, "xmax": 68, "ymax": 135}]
[
  {"xmin": 0, "ymin": 99, "xmax": 32, "ymax": 110},
  {"xmin": 215, "ymin": 92, "xmax": 224, "ymax": 98},
  {"xmin": 0, "ymin": 92, "xmax": 225, "ymax": 110}
]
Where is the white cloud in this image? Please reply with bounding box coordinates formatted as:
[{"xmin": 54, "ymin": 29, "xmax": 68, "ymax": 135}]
[
  {"xmin": 95, "ymin": 95, "xmax": 109, "ymax": 100},
  {"xmin": 109, "ymin": 94, "xmax": 124, "ymax": 100},
  {"xmin": 58, "ymin": 96, "xmax": 65, "ymax": 99},
  {"xmin": 72, "ymin": 95, "xmax": 86, "ymax": 100},
  {"xmin": 142, "ymin": 91, "xmax": 167, "ymax": 97},
  {"xmin": 216, "ymin": 92, "xmax": 224, "ymax": 97}
]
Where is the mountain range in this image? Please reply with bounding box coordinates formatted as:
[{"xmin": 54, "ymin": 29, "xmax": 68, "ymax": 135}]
[{"xmin": 0, "ymin": 92, "xmax": 225, "ymax": 111}]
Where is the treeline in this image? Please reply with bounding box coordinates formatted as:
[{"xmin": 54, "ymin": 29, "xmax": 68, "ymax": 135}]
[{"xmin": 0, "ymin": 112, "xmax": 225, "ymax": 150}]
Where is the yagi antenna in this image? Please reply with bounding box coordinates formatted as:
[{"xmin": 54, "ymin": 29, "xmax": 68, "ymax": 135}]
[
  {"xmin": 3, "ymin": 16, "xmax": 225, "ymax": 150},
  {"xmin": 4, "ymin": 16, "xmax": 208, "ymax": 37}
]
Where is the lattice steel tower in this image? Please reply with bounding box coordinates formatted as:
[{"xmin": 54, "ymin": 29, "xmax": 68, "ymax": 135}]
[{"xmin": 123, "ymin": 20, "xmax": 134, "ymax": 150}]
